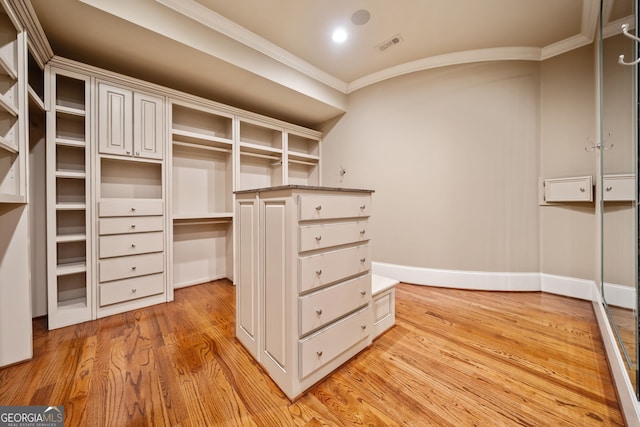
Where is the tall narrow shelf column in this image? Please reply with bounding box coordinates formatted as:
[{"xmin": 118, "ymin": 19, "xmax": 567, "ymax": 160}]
[
  {"xmin": 170, "ymin": 99, "xmax": 234, "ymax": 288},
  {"xmin": 45, "ymin": 67, "xmax": 92, "ymax": 329},
  {"xmin": 0, "ymin": 0, "xmax": 31, "ymax": 367}
]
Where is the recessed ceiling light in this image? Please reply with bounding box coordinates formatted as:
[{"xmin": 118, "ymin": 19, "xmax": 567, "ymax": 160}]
[{"xmin": 332, "ymin": 28, "xmax": 348, "ymax": 43}]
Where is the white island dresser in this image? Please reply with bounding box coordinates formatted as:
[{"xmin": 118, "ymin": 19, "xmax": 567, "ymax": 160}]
[{"xmin": 235, "ymin": 185, "xmax": 374, "ymax": 400}]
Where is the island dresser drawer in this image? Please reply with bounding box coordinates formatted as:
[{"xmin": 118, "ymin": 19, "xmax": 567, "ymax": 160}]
[
  {"xmin": 299, "ymin": 244, "xmax": 371, "ymax": 293},
  {"xmin": 99, "ymin": 252, "xmax": 164, "ymax": 282},
  {"xmin": 298, "ymin": 220, "xmax": 369, "ymax": 252},
  {"xmin": 299, "ymin": 305, "xmax": 371, "ymax": 378},
  {"xmin": 299, "ymin": 274, "xmax": 370, "ymax": 336},
  {"xmin": 99, "ymin": 273, "xmax": 164, "ymax": 306},
  {"xmin": 298, "ymin": 194, "xmax": 371, "ymax": 221}
]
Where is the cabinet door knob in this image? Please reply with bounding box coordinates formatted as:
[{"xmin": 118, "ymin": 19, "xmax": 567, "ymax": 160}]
[
  {"xmin": 360, "ymin": 204, "xmax": 366, "ymax": 210},
  {"xmin": 126, "ymin": 150, "xmax": 131, "ymax": 155},
  {"xmin": 360, "ymin": 290, "xmax": 366, "ymax": 296},
  {"xmin": 131, "ymin": 207, "xmax": 136, "ymax": 212},
  {"xmin": 315, "ymin": 308, "xmax": 323, "ymax": 315},
  {"xmin": 606, "ymin": 186, "xmax": 613, "ymax": 191},
  {"xmin": 315, "ymin": 235, "xmax": 322, "ymax": 241},
  {"xmin": 132, "ymin": 266, "xmax": 137, "ymax": 270},
  {"xmin": 132, "ymin": 288, "xmax": 137, "ymax": 293},
  {"xmin": 131, "ymin": 224, "xmax": 136, "ymax": 228},
  {"xmin": 360, "ymin": 230, "xmax": 366, "ymax": 235},
  {"xmin": 135, "ymin": 152, "xmax": 140, "ymax": 156},
  {"xmin": 579, "ymin": 187, "xmax": 585, "ymax": 192},
  {"xmin": 361, "ymin": 324, "xmax": 367, "ymax": 330},
  {"xmin": 131, "ymin": 243, "xmax": 136, "ymax": 248},
  {"xmin": 316, "ymin": 351, "xmax": 323, "ymax": 357},
  {"xmin": 315, "ymin": 205, "xmax": 322, "ymax": 211},
  {"xmin": 315, "ymin": 269, "xmax": 322, "ymax": 276},
  {"xmin": 360, "ymin": 258, "xmax": 366, "ymax": 263}
]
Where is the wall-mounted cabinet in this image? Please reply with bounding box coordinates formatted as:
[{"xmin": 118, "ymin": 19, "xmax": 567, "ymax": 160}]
[
  {"xmin": 97, "ymin": 81, "xmax": 164, "ymax": 160},
  {"xmin": 46, "ymin": 68, "xmax": 92, "ymax": 329}
]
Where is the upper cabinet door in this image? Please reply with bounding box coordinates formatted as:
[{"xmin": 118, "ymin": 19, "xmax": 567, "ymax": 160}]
[
  {"xmin": 98, "ymin": 83, "xmax": 133, "ymax": 156},
  {"xmin": 133, "ymin": 92, "xmax": 164, "ymax": 160}
]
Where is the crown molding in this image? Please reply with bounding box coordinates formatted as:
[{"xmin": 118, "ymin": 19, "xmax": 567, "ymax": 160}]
[
  {"xmin": 155, "ymin": 0, "xmax": 348, "ymax": 93},
  {"xmin": 7, "ymin": 0, "xmax": 53, "ymax": 67},
  {"xmin": 347, "ymin": 47, "xmax": 542, "ymax": 94}
]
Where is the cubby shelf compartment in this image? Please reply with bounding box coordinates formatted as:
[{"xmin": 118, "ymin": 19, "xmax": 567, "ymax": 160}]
[{"xmin": 47, "ymin": 68, "xmax": 92, "ymax": 330}]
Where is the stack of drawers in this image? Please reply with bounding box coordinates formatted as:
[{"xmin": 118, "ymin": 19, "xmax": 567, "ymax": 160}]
[
  {"xmin": 297, "ymin": 193, "xmax": 372, "ymax": 378},
  {"xmin": 97, "ymin": 199, "xmax": 165, "ymax": 309},
  {"xmin": 235, "ymin": 186, "xmax": 374, "ymax": 400}
]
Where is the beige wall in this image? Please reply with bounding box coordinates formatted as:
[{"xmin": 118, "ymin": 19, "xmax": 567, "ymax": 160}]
[
  {"xmin": 539, "ymin": 44, "xmax": 597, "ymax": 280},
  {"xmin": 321, "ymin": 61, "xmax": 541, "ymax": 273}
]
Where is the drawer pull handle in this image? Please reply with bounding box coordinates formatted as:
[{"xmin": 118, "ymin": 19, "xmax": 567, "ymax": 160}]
[
  {"xmin": 132, "ymin": 288, "xmax": 137, "ymax": 293},
  {"xmin": 135, "ymin": 152, "xmax": 140, "ymax": 156},
  {"xmin": 579, "ymin": 187, "xmax": 585, "ymax": 192},
  {"xmin": 606, "ymin": 186, "xmax": 613, "ymax": 191},
  {"xmin": 360, "ymin": 290, "xmax": 366, "ymax": 296},
  {"xmin": 316, "ymin": 351, "xmax": 323, "ymax": 357},
  {"xmin": 315, "ymin": 269, "xmax": 322, "ymax": 276},
  {"xmin": 131, "ymin": 243, "xmax": 136, "ymax": 248},
  {"xmin": 361, "ymin": 324, "xmax": 367, "ymax": 330},
  {"xmin": 131, "ymin": 224, "xmax": 136, "ymax": 228},
  {"xmin": 315, "ymin": 205, "xmax": 322, "ymax": 211},
  {"xmin": 131, "ymin": 207, "xmax": 136, "ymax": 212},
  {"xmin": 360, "ymin": 205, "xmax": 366, "ymax": 210},
  {"xmin": 316, "ymin": 308, "xmax": 323, "ymax": 315},
  {"xmin": 360, "ymin": 258, "xmax": 366, "ymax": 263},
  {"xmin": 360, "ymin": 230, "xmax": 366, "ymax": 235},
  {"xmin": 126, "ymin": 150, "xmax": 131, "ymax": 155},
  {"xmin": 132, "ymin": 266, "xmax": 137, "ymax": 270},
  {"xmin": 315, "ymin": 235, "xmax": 322, "ymax": 241}
]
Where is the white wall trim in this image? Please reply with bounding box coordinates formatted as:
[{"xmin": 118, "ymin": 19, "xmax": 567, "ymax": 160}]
[
  {"xmin": 372, "ymin": 261, "xmax": 640, "ymax": 425},
  {"xmin": 603, "ymin": 282, "xmax": 637, "ymax": 309}
]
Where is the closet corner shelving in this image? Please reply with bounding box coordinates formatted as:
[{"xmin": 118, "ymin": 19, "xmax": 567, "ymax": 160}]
[
  {"xmin": 237, "ymin": 117, "xmax": 284, "ymax": 191},
  {"xmin": 170, "ymin": 99, "xmax": 234, "ymax": 288},
  {"xmin": 0, "ymin": 6, "xmax": 26, "ymax": 204},
  {"xmin": 45, "ymin": 67, "xmax": 92, "ymax": 329},
  {"xmin": 285, "ymin": 130, "xmax": 320, "ymax": 186}
]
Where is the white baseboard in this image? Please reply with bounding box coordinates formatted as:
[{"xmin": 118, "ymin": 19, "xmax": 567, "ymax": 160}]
[{"xmin": 371, "ymin": 261, "xmax": 640, "ymax": 425}]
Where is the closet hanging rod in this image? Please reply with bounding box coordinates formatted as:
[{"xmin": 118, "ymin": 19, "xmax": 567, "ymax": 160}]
[{"xmin": 618, "ymin": 24, "xmax": 640, "ymax": 66}]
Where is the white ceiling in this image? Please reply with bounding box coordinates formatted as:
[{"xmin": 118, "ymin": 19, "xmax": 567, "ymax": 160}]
[{"xmin": 28, "ymin": 0, "xmax": 631, "ymax": 128}]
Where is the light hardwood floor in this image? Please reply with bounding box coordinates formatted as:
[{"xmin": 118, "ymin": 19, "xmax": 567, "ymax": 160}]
[{"xmin": 0, "ymin": 280, "xmax": 625, "ymax": 426}]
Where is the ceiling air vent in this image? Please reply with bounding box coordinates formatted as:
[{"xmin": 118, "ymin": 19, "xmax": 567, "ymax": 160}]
[{"xmin": 376, "ymin": 34, "xmax": 403, "ymax": 52}]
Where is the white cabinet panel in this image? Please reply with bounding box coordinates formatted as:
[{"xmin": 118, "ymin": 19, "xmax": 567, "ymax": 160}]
[
  {"xmin": 98, "ymin": 83, "xmax": 132, "ymax": 156},
  {"xmin": 99, "ymin": 216, "xmax": 164, "ymax": 235},
  {"xmin": 99, "ymin": 231, "xmax": 164, "ymax": 258},
  {"xmin": 299, "ymin": 244, "xmax": 371, "ymax": 293},
  {"xmin": 299, "ymin": 220, "xmax": 369, "ymax": 252},
  {"xmin": 544, "ymin": 176, "xmax": 593, "ymax": 202},
  {"xmin": 299, "ymin": 194, "xmax": 370, "ymax": 220},
  {"xmin": 98, "ymin": 199, "xmax": 163, "ymax": 217},
  {"xmin": 99, "ymin": 273, "xmax": 164, "ymax": 306}
]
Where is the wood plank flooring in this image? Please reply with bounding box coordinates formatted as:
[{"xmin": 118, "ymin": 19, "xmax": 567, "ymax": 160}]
[{"xmin": 0, "ymin": 280, "xmax": 625, "ymax": 426}]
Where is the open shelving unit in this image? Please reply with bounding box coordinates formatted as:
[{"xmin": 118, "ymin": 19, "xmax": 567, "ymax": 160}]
[
  {"xmin": 286, "ymin": 130, "xmax": 320, "ymax": 186},
  {"xmin": 170, "ymin": 100, "xmax": 234, "ymax": 287},
  {"xmin": 0, "ymin": 9, "xmax": 25, "ymax": 204},
  {"xmin": 46, "ymin": 68, "xmax": 92, "ymax": 329},
  {"xmin": 237, "ymin": 117, "xmax": 284, "ymax": 191}
]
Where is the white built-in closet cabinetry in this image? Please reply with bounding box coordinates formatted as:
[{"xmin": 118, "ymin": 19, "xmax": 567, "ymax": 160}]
[
  {"xmin": 44, "ymin": 56, "xmax": 322, "ymax": 329},
  {"xmin": 0, "ymin": 0, "xmax": 35, "ymax": 367}
]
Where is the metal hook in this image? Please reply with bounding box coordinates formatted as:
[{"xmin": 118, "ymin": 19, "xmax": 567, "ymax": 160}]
[{"xmin": 619, "ymin": 24, "xmax": 640, "ymax": 66}]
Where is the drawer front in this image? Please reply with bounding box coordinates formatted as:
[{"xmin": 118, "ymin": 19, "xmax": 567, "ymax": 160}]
[
  {"xmin": 299, "ymin": 244, "xmax": 371, "ymax": 293},
  {"xmin": 299, "ymin": 194, "xmax": 371, "ymax": 220},
  {"xmin": 99, "ymin": 199, "xmax": 164, "ymax": 217},
  {"xmin": 603, "ymin": 175, "xmax": 635, "ymax": 201},
  {"xmin": 299, "ymin": 305, "xmax": 371, "ymax": 378},
  {"xmin": 299, "ymin": 220, "xmax": 369, "ymax": 252},
  {"xmin": 100, "ymin": 216, "xmax": 164, "ymax": 235},
  {"xmin": 99, "ymin": 232, "xmax": 164, "ymax": 258},
  {"xmin": 99, "ymin": 252, "xmax": 164, "ymax": 282},
  {"xmin": 299, "ymin": 275, "xmax": 371, "ymax": 336},
  {"xmin": 99, "ymin": 273, "xmax": 164, "ymax": 306},
  {"xmin": 544, "ymin": 176, "xmax": 592, "ymax": 202}
]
